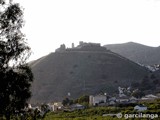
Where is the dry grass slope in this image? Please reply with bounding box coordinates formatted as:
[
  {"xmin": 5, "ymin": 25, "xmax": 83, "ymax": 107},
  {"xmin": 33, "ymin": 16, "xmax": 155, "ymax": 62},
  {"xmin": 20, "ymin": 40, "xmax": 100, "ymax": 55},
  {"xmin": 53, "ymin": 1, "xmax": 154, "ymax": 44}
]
[{"xmin": 30, "ymin": 50, "xmax": 149, "ymax": 103}]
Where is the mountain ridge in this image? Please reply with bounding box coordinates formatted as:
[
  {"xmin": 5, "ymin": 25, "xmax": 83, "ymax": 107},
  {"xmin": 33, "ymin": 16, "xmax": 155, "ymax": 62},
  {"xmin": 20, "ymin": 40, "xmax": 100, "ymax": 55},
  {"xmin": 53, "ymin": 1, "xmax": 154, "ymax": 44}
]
[
  {"xmin": 104, "ymin": 42, "xmax": 160, "ymax": 65},
  {"xmin": 106, "ymin": 42, "xmax": 158, "ymax": 48}
]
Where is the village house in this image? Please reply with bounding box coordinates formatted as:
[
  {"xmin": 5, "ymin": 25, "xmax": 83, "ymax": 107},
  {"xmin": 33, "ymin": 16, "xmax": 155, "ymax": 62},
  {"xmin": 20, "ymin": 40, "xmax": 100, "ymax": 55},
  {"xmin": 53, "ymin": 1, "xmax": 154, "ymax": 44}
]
[
  {"xmin": 116, "ymin": 96, "xmax": 129, "ymax": 104},
  {"xmin": 145, "ymin": 94, "xmax": 158, "ymax": 99},
  {"xmin": 109, "ymin": 101, "xmax": 116, "ymax": 105},
  {"xmin": 108, "ymin": 97, "xmax": 116, "ymax": 101},
  {"xmin": 107, "ymin": 97, "xmax": 116, "ymax": 105},
  {"xmin": 140, "ymin": 94, "xmax": 158, "ymax": 101},
  {"xmin": 134, "ymin": 105, "xmax": 147, "ymax": 111},
  {"xmin": 89, "ymin": 95, "xmax": 107, "ymax": 106},
  {"xmin": 27, "ymin": 104, "xmax": 41, "ymax": 111},
  {"xmin": 69, "ymin": 104, "xmax": 85, "ymax": 111},
  {"xmin": 48, "ymin": 102, "xmax": 63, "ymax": 111}
]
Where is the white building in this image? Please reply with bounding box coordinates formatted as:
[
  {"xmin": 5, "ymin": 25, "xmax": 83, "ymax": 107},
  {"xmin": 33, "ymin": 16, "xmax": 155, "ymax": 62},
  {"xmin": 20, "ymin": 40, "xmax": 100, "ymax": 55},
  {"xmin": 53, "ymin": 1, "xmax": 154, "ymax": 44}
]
[
  {"xmin": 141, "ymin": 94, "xmax": 158, "ymax": 101},
  {"xmin": 89, "ymin": 95, "xmax": 107, "ymax": 106},
  {"xmin": 134, "ymin": 105, "xmax": 147, "ymax": 111},
  {"xmin": 48, "ymin": 102, "xmax": 63, "ymax": 111},
  {"xmin": 145, "ymin": 94, "xmax": 158, "ymax": 98}
]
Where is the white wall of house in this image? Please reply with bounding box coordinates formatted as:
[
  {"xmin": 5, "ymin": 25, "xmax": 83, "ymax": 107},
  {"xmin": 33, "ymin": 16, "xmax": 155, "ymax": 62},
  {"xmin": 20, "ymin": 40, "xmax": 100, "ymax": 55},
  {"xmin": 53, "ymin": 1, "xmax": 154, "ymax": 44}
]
[
  {"xmin": 90, "ymin": 95, "xmax": 106, "ymax": 106},
  {"xmin": 47, "ymin": 102, "xmax": 63, "ymax": 111},
  {"xmin": 134, "ymin": 105, "xmax": 147, "ymax": 111}
]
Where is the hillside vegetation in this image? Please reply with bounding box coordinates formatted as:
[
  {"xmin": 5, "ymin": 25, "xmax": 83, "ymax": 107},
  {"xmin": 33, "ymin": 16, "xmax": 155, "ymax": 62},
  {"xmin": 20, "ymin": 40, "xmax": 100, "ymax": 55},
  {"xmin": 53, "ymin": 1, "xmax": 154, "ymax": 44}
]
[{"xmin": 44, "ymin": 99, "xmax": 160, "ymax": 120}]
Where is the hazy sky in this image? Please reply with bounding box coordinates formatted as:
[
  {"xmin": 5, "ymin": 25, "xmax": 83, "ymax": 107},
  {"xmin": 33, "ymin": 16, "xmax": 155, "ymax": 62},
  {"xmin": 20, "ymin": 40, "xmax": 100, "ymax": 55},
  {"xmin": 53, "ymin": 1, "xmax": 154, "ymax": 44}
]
[{"xmin": 15, "ymin": 0, "xmax": 160, "ymax": 61}]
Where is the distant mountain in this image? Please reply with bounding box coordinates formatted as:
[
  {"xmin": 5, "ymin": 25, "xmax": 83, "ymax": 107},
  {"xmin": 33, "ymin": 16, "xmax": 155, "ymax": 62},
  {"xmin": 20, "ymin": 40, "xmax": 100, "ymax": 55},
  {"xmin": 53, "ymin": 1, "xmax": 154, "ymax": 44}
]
[
  {"xmin": 30, "ymin": 45, "xmax": 149, "ymax": 103},
  {"xmin": 104, "ymin": 42, "xmax": 160, "ymax": 65}
]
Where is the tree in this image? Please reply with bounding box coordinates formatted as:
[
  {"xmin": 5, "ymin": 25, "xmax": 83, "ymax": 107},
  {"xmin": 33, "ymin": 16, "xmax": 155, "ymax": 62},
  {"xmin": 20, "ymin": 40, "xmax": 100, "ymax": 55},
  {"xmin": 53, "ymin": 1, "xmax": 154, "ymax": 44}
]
[
  {"xmin": 62, "ymin": 98, "xmax": 73, "ymax": 106},
  {"xmin": 0, "ymin": 0, "xmax": 33, "ymax": 119},
  {"xmin": 40, "ymin": 104, "xmax": 50, "ymax": 118},
  {"xmin": 78, "ymin": 95, "xmax": 89, "ymax": 104},
  {"xmin": 74, "ymin": 95, "xmax": 89, "ymax": 107},
  {"xmin": 131, "ymin": 90, "xmax": 145, "ymax": 98}
]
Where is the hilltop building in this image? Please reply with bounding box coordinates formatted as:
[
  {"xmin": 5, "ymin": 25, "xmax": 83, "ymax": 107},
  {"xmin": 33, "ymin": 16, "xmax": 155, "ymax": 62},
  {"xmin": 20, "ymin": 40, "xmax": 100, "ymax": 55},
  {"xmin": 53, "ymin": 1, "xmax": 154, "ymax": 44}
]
[
  {"xmin": 55, "ymin": 41, "xmax": 107, "ymax": 52},
  {"xmin": 55, "ymin": 44, "xmax": 66, "ymax": 52},
  {"xmin": 72, "ymin": 43, "xmax": 75, "ymax": 48},
  {"xmin": 77, "ymin": 41, "xmax": 101, "ymax": 48}
]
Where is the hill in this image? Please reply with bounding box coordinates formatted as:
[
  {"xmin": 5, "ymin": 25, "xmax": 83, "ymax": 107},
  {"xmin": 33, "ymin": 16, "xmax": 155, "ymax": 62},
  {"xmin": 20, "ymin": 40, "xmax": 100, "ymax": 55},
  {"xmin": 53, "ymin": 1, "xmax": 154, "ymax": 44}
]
[
  {"xmin": 104, "ymin": 42, "xmax": 160, "ymax": 65},
  {"xmin": 154, "ymin": 69, "xmax": 160, "ymax": 77},
  {"xmin": 30, "ymin": 44, "xmax": 149, "ymax": 103}
]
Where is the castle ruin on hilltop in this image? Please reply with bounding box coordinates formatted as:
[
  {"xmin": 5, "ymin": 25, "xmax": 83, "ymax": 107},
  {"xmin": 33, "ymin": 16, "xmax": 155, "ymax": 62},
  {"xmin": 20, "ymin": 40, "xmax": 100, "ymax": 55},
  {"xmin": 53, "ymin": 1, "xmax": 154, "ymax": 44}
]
[{"xmin": 55, "ymin": 41, "xmax": 107, "ymax": 52}]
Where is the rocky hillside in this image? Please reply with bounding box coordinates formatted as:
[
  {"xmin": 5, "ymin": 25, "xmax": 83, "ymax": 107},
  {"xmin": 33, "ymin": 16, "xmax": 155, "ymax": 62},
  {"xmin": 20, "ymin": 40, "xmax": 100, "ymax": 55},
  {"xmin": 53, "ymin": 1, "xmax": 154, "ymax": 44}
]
[
  {"xmin": 30, "ymin": 47, "xmax": 149, "ymax": 103},
  {"xmin": 104, "ymin": 42, "xmax": 160, "ymax": 65}
]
